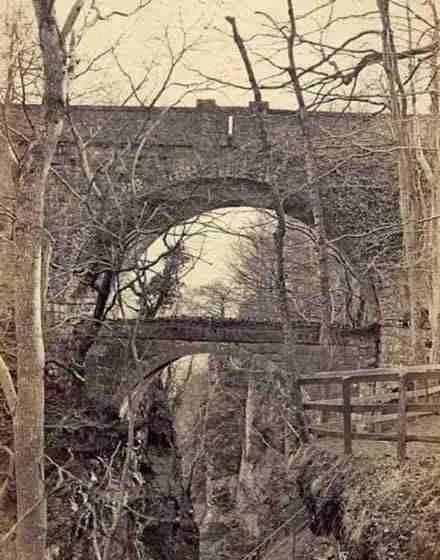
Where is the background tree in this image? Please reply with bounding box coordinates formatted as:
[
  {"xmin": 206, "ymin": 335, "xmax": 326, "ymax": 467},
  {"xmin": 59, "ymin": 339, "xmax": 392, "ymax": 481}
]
[{"xmin": 374, "ymin": 0, "xmax": 440, "ymax": 364}]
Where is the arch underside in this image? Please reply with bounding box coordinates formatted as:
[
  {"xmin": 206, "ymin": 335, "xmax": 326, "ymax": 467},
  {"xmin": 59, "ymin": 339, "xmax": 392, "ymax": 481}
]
[
  {"xmin": 120, "ymin": 172, "xmax": 397, "ymax": 280},
  {"xmin": 160, "ymin": 176, "xmax": 312, "ymax": 225},
  {"xmin": 85, "ymin": 338, "xmax": 286, "ymax": 404}
]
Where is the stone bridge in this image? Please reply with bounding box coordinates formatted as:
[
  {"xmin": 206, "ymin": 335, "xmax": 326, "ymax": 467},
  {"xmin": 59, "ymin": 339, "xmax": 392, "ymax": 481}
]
[
  {"xmin": 85, "ymin": 317, "xmax": 380, "ymax": 403},
  {"xmin": 5, "ymin": 101, "xmax": 399, "ymax": 277}
]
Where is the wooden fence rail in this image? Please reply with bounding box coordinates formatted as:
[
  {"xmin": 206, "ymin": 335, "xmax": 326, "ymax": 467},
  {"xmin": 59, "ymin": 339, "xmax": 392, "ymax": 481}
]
[{"xmin": 299, "ymin": 366, "xmax": 440, "ymax": 461}]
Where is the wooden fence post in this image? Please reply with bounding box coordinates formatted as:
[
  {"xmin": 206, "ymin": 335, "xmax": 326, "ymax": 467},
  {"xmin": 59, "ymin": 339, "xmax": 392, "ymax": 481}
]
[
  {"xmin": 397, "ymin": 372, "xmax": 408, "ymax": 463},
  {"xmin": 320, "ymin": 384, "xmax": 330, "ymax": 424},
  {"xmin": 342, "ymin": 377, "xmax": 352, "ymax": 455}
]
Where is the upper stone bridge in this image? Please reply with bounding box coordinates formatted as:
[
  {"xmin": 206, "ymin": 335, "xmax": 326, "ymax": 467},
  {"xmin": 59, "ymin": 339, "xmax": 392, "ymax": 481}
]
[
  {"xmin": 7, "ymin": 101, "xmax": 399, "ymax": 278},
  {"xmin": 85, "ymin": 317, "xmax": 380, "ymax": 403}
]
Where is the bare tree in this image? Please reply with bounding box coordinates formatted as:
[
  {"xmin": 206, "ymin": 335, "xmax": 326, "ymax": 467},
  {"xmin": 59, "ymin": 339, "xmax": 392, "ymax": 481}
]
[
  {"xmin": 374, "ymin": 0, "xmax": 439, "ymax": 363},
  {"xmin": 3, "ymin": 3, "xmax": 83, "ymax": 559}
]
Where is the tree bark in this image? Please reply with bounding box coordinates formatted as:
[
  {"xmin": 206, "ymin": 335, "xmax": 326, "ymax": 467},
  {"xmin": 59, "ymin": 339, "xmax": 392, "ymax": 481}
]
[
  {"xmin": 13, "ymin": 3, "xmax": 68, "ymax": 558},
  {"xmin": 376, "ymin": 1, "xmax": 417, "ymax": 364},
  {"xmin": 427, "ymin": 3, "xmax": 440, "ymax": 363},
  {"xmin": 377, "ymin": 0, "xmax": 440, "ymax": 365},
  {"xmin": 14, "ymin": 146, "xmax": 48, "ymax": 559}
]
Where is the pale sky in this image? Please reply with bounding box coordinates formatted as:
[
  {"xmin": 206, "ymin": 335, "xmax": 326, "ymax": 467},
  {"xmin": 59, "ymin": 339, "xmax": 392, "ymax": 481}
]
[
  {"xmin": 3, "ymin": 1, "xmax": 430, "ymax": 108},
  {"xmin": 53, "ymin": 0, "xmax": 383, "ymax": 108},
  {"xmin": 149, "ymin": 207, "xmax": 265, "ymax": 290}
]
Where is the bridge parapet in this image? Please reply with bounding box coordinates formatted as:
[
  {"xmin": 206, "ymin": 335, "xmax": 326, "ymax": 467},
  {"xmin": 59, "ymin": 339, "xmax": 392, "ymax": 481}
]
[{"xmin": 97, "ymin": 317, "xmax": 379, "ymax": 345}]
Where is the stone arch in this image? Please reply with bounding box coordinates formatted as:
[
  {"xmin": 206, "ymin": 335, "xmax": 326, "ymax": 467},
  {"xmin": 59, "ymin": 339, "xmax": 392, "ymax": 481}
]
[
  {"xmin": 155, "ymin": 176, "xmax": 313, "ymax": 226},
  {"xmin": 85, "ymin": 337, "xmax": 281, "ymax": 406},
  {"xmin": 121, "ymin": 193, "xmax": 380, "ymax": 327},
  {"xmin": 118, "ymin": 177, "xmax": 312, "ymax": 273}
]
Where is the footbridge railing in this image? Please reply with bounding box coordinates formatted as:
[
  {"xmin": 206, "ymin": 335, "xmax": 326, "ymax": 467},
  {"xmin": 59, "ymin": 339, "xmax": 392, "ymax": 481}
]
[{"xmin": 300, "ymin": 365, "xmax": 440, "ymax": 461}]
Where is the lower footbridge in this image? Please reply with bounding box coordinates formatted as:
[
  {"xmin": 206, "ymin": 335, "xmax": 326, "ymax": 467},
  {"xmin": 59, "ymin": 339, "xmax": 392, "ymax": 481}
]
[{"xmin": 84, "ymin": 317, "xmax": 379, "ymax": 404}]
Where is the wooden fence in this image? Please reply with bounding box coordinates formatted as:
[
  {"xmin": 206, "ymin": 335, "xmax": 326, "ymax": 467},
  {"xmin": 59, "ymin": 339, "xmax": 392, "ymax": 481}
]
[{"xmin": 299, "ymin": 365, "xmax": 440, "ymax": 461}]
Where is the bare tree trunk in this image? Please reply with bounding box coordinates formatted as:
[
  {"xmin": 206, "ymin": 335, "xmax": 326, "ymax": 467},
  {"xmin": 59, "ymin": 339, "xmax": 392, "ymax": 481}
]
[
  {"xmin": 273, "ymin": 203, "xmax": 309, "ymax": 445},
  {"xmin": 226, "ymin": 15, "xmax": 308, "ymax": 445},
  {"xmin": 12, "ymin": 2, "xmax": 73, "ymax": 558},
  {"xmin": 399, "ymin": 123, "xmax": 418, "ymax": 363},
  {"xmin": 377, "ymin": 0, "xmax": 440, "ymax": 365},
  {"xmin": 14, "ymin": 145, "xmax": 48, "ymax": 560},
  {"xmin": 427, "ymin": 2, "xmax": 440, "ymax": 363},
  {"xmin": 284, "ymin": 0, "xmax": 334, "ymax": 424},
  {"xmin": 376, "ymin": 0, "xmax": 419, "ymax": 364}
]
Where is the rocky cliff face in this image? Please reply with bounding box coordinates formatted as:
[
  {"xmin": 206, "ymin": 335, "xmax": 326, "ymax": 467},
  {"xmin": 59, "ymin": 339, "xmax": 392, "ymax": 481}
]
[
  {"xmin": 45, "ymin": 373, "xmax": 199, "ymax": 559},
  {"xmin": 177, "ymin": 352, "xmax": 307, "ymax": 560},
  {"xmin": 174, "ymin": 226, "xmax": 382, "ymax": 559}
]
